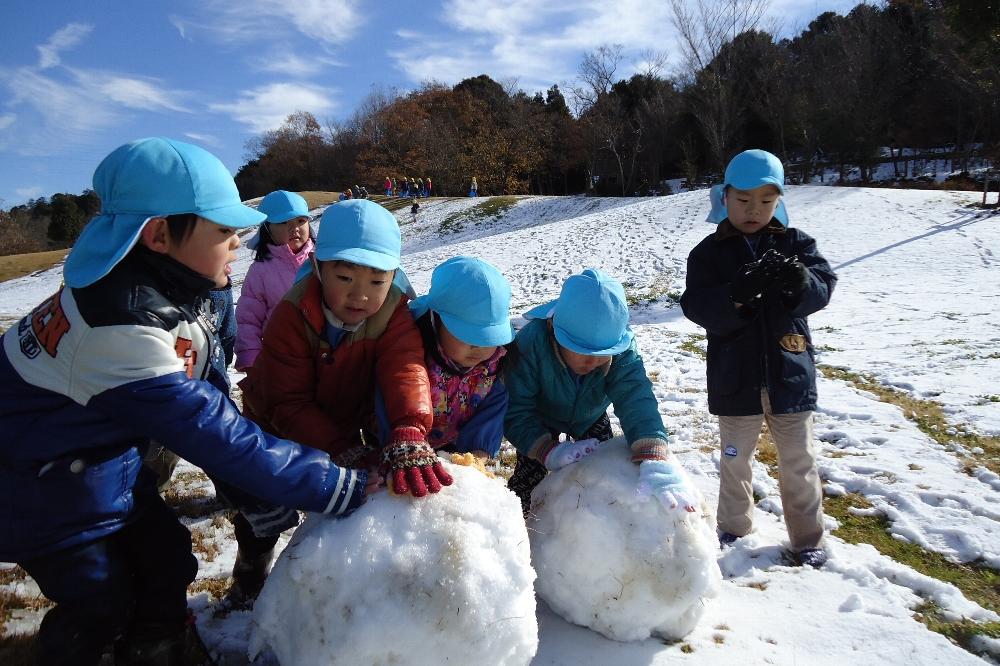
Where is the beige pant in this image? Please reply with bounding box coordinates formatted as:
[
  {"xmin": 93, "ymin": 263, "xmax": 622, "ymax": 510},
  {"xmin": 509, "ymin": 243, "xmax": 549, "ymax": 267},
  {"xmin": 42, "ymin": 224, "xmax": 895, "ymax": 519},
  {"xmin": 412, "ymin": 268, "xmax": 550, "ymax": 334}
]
[{"xmin": 717, "ymin": 390, "xmax": 824, "ymax": 551}]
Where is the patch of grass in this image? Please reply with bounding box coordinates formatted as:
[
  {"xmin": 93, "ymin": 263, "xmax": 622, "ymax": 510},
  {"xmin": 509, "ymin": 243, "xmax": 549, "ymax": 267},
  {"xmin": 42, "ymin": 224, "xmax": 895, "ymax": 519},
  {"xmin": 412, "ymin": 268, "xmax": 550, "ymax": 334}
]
[
  {"xmin": 680, "ymin": 334, "xmax": 706, "ymax": 359},
  {"xmin": 914, "ymin": 602, "xmax": 1000, "ymax": 655},
  {"xmin": 190, "ymin": 576, "xmax": 229, "ymax": 600},
  {"xmin": 191, "ymin": 528, "xmax": 222, "ymax": 562},
  {"xmin": 819, "ymin": 365, "xmax": 1000, "ymax": 475},
  {"xmin": 712, "ymin": 633, "xmax": 726, "ymax": 644},
  {"xmin": 0, "ymin": 568, "xmax": 27, "ymax": 585},
  {"xmin": 0, "ymin": 249, "xmax": 68, "ymax": 283},
  {"xmin": 741, "ymin": 581, "xmax": 768, "ymax": 591},
  {"xmin": 439, "ymin": 196, "xmax": 518, "ymax": 234},
  {"xmin": 825, "ymin": 493, "xmax": 1000, "ymax": 646},
  {"xmin": 622, "ymin": 274, "xmax": 678, "ymax": 307},
  {"xmin": 296, "ymin": 191, "xmax": 343, "ymax": 209},
  {"xmin": 0, "ymin": 586, "xmax": 52, "ymax": 626},
  {"xmin": 814, "ymin": 344, "xmax": 842, "ymax": 353},
  {"xmin": 680, "ymin": 643, "xmax": 694, "ymax": 653}
]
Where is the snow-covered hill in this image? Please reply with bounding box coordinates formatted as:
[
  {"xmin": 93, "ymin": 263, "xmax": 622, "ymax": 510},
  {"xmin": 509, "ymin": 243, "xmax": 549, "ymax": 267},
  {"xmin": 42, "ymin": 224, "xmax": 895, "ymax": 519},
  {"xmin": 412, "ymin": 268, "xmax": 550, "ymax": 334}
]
[{"xmin": 2, "ymin": 187, "xmax": 999, "ymax": 664}]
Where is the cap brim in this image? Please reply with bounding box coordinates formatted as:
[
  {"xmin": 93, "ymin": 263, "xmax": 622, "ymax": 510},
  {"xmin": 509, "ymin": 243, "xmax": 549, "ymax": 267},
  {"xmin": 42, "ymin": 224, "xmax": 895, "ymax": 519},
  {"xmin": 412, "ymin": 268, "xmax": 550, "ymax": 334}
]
[
  {"xmin": 773, "ymin": 199, "xmax": 789, "ymax": 227},
  {"xmin": 438, "ymin": 311, "xmax": 514, "ymax": 347},
  {"xmin": 313, "ymin": 246, "xmax": 399, "ymax": 271},
  {"xmin": 552, "ymin": 322, "xmax": 634, "ymax": 356},
  {"xmin": 264, "ymin": 210, "xmax": 308, "ymax": 224},
  {"xmin": 523, "ymin": 300, "xmax": 557, "ymax": 321},
  {"xmin": 201, "ymin": 202, "xmax": 267, "ymax": 229},
  {"xmin": 64, "ymin": 213, "xmax": 150, "ymax": 288}
]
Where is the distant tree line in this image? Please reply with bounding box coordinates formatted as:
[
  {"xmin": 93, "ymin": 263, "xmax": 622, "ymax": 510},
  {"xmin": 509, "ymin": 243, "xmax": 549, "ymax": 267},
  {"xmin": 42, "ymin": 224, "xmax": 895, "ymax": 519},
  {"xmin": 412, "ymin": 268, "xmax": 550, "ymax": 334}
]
[
  {"xmin": 1, "ymin": 0, "xmax": 996, "ymax": 255},
  {"xmin": 235, "ymin": 0, "xmax": 999, "ymax": 198}
]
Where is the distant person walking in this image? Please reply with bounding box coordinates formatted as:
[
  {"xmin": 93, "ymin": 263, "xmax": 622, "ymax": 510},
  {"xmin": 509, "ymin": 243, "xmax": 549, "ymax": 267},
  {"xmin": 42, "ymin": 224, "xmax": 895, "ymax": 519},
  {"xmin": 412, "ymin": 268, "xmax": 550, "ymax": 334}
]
[{"xmin": 470, "ymin": 176, "xmax": 478, "ymax": 197}]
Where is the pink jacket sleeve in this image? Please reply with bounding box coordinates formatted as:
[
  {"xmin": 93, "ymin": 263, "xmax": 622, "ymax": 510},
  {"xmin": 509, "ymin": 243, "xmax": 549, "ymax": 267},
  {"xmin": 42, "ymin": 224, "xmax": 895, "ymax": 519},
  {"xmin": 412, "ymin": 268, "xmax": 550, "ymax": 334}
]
[{"xmin": 235, "ymin": 263, "xmax": 270, "ymax": 370}]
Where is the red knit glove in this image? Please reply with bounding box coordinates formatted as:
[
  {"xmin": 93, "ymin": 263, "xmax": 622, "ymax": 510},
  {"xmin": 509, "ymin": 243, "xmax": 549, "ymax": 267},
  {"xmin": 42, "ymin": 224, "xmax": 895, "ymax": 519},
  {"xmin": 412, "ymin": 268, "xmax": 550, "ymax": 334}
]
[{"xmin": 382, "ymin": 427, "xmax": 454, "ymax": 497}]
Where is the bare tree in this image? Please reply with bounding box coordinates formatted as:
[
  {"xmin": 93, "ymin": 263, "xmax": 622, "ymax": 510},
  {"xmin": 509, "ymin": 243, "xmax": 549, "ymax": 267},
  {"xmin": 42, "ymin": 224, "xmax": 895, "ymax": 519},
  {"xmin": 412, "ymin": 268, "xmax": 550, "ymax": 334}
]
[{"xmin": 670, "ymin": 0, "xmax": 772, "ymax": 173}]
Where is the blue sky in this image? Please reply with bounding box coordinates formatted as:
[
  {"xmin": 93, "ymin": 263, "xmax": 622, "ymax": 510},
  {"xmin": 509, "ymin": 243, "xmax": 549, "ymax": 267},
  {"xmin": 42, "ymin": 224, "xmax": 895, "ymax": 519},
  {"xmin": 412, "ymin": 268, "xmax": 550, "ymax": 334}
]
[{"xmin": 0, "ymin": 0, "xmax": 860, "ymax": 207}]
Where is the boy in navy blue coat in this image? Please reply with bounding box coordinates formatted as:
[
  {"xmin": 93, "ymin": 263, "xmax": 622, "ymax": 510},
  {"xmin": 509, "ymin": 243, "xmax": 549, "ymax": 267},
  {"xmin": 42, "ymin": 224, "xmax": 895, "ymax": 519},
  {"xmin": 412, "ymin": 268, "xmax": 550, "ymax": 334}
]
[
  {"xmin": 0, "ymin": 138, "xmax": 370, "ymax": 664},
  {"xmin": 680, "ymin": 150, "xmax": 837, "ymax": 568}
]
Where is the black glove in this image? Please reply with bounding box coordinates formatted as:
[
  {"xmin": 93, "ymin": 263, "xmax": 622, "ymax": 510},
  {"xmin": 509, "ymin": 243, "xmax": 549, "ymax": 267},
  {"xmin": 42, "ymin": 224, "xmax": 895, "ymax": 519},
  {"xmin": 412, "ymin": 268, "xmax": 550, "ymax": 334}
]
[
  {"xmin": 730, "ymin": 250, "xmax": 788, "ymax": 305},
  {"xmin": 777, "ymin": 260, "xmax": 810, "ymax": 301}
]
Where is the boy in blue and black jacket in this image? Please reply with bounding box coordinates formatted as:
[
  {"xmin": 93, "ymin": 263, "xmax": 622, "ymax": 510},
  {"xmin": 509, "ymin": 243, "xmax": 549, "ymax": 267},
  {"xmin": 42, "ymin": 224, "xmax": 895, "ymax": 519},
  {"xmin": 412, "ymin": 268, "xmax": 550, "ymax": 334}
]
[
  {"xmin": 0, "ymin": 138, "xmax": 369, "ymax": 665},
  {"xmin": 680, "ymin": 149, "xmax": 837, "ymax": 568}
]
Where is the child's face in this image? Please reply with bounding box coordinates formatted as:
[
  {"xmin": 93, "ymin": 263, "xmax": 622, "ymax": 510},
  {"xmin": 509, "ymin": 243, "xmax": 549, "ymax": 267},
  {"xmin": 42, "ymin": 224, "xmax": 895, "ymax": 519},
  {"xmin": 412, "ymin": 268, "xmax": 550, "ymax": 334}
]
[
  {"xmin": 319, "ymin": 261, "xmax": 394, "ymax": 325},
  {"xmin": 724, "ymin": 184, "xmax": 781, "ymax": 234},
  {"xmin": 438, "ymin": 322, "xmax": 497, "ymax": 368},
  {"xmin": 167, "ymin": 217, "xmax": 239, "ymax": 288},
  {"xmin": 558, "ymin": 345, "xmax": 610, "ymax": 376},
  {"xmin": 268, "ymin": 217, "xmax": 310, "ymax": 253}
]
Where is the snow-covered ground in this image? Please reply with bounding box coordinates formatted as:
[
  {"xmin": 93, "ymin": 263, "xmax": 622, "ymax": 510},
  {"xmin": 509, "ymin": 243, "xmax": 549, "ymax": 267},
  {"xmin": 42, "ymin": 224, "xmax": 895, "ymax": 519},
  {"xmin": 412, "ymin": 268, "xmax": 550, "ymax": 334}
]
[{"xmin": 2, "ymin": 186, "xmax": 999, "ymax": 664}]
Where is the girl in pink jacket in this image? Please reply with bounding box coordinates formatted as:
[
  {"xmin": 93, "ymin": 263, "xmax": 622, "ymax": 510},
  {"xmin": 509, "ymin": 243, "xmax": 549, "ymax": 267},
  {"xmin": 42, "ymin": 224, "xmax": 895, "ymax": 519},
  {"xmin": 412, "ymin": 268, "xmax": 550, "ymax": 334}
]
[{"xmin": 235, "ymin": 190, "xmax": 315, "ymax": 370}]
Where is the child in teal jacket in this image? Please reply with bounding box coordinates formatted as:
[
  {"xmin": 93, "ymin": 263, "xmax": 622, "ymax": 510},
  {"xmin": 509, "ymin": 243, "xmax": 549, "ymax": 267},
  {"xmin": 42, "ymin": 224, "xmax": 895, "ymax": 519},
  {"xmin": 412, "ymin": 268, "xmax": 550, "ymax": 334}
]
[{"xmin": 504, "ymin": 268, "xmax": 695, "ymax": 516}]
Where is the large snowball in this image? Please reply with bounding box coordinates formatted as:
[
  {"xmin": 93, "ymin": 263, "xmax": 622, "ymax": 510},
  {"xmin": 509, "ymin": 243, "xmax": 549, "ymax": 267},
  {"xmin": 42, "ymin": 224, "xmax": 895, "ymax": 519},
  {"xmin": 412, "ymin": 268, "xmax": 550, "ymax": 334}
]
[
  {"xmin": 249, "ymin": 459, "xmax": 537, "ymax": 665},
  {"xmin": 529, "ymin": 439, "xmax": 720, "ymax": 642}
]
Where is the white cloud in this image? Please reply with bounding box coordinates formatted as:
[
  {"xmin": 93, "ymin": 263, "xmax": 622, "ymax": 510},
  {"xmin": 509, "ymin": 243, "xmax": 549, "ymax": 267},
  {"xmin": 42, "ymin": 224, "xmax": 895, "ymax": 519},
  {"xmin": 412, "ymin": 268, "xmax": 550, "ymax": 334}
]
[
  {"xmin": 208, "ymin": 82, "xmax": 339, "ymax": 133},
  {"xmin": 391, "ymin": 0, "xmax": 679, "ymax": 95},
  {"xmin": 67, "ymin": 70, "xmax": 189, "ymax": 112},
  {"xmin": 184, "ymin": 132, "xmax": 221, "ymax": 146},
  {"xmin": 251, "ymin": 51, "xmax": 344, "ymax": 77},
  {"xmin": 15, "ymin": 185, "xmax": 44, "ymax": 199},
  {"xmin": 37, "ymin": 23, "xmax": 94, "ymax": 69},
  {"xmin": 0, "ymin": 113, "xmax": 15, "ymax": 130},
  {"xmin": 0, "ymin": 66, "xmax": 189, "ymax": 156},
  {"xmin": 172, "ymin": 0, "xmax": 364, "ymax": 47}
]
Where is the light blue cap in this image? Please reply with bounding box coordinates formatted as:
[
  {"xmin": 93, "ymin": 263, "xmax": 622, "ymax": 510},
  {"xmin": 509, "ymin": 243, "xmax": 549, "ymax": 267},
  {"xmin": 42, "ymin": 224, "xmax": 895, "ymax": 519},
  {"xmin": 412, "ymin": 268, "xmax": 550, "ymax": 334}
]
[
  {"xmin": 410, "ymin": 256, "xmax": 514, "ymax": 347},
  {"xmin": 258, "ymin": 190, "xmax": 310, "ymax": 223},
  {"xmin": 64, "ymin": 137, "xmax": 265, "ymax": 288},
  {"xmin": 524, "ymin": 268, "xmax": 633, "ymax": 356},
  {"xmin": 706, "ymin": 149, "xmax": 789, "ymax": 226},
  {"xmin": 313, "ymin": 199, "xmax": 413, "ymax": 296}
]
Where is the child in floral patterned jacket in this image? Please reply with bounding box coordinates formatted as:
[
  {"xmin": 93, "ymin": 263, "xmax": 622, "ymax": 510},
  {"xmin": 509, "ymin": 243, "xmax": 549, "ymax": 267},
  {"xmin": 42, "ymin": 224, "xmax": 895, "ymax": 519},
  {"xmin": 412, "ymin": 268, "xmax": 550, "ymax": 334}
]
[{"xmin": 400, "ymin": 256, "xmax": 514, "ymax": 459}]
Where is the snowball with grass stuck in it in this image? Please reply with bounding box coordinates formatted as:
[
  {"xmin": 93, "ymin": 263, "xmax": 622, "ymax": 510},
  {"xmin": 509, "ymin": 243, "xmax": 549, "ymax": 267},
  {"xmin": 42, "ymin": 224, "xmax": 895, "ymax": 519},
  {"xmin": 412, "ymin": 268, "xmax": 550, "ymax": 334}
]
[
  {"xmin": 248, "ymin": 454, "xmax": 538, "ymax": 665},
  {"xmin": 529, "ymin": 438, "xmax": 720, "ymax": 642}
]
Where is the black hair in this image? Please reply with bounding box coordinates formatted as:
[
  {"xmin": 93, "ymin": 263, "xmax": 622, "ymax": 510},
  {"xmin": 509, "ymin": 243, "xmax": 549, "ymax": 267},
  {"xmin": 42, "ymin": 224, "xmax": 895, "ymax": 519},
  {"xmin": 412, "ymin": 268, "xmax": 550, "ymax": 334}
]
[
  {"xmin": 165, "ymin": 213, "xmax": 199, "ymax": 244},
  {"xmin": 253, "ymin": 222, "xmax": 277, "ymax": 262}
]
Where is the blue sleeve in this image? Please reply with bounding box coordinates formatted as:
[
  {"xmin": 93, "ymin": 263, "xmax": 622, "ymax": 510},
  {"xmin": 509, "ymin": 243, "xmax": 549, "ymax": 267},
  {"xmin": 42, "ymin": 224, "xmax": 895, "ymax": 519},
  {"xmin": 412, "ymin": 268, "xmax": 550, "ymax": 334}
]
[
  {"xmin": 786, "ymin": 231, "xmax": 837, "ymax": 318},
  {"xmin": 454, "ymin": 380, "xmax": 508, "ymax": 457},
  {"xmin": 90, "ymin": 371, "xmax": 366, "ymax": 516},
  {"xmin": 680, "ymin": 245, "xmax": 755, "ymax": 337},
  {"xmin": 503, "ymin": 334, "xmax": 553, "ymax": 456}
]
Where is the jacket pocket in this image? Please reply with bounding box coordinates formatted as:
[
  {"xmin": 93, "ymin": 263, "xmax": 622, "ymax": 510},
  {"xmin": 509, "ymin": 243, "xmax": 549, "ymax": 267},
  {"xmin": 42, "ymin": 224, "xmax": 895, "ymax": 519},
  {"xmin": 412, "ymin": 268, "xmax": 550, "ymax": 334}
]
[{"xmin": 707, "ymin": 340, "xmax": 741, "ymax": 396}]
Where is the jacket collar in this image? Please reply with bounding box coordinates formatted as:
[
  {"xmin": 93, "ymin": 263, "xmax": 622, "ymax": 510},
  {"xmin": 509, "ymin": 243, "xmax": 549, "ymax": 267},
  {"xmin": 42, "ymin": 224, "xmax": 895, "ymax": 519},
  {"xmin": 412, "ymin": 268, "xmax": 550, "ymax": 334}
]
[
  {"xmin": 129, "ymin": 245, "xmax": 216, "ymax": 305},
  {"xmin": 713, "ymin": 218, "xmax": 786, "ymax": 242}
]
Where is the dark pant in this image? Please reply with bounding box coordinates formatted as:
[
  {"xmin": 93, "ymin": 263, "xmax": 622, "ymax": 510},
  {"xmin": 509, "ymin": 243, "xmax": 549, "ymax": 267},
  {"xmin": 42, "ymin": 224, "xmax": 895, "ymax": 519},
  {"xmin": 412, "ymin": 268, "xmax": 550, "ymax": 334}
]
[
  {"xmin": 18, "ymin": 492, "xmax": 197, "ymax": 666},
  {"xmin": 507, "ymin": 412, "xmax": 614, "ymax": 517}
]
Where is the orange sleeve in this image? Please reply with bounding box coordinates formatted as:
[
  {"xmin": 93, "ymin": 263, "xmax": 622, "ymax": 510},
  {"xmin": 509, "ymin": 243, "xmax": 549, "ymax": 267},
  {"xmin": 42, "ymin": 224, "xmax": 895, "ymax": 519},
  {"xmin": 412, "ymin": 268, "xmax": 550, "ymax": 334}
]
[{"xmin": 375, "ymin": 299, "xmax": 433, "ymax": 435}]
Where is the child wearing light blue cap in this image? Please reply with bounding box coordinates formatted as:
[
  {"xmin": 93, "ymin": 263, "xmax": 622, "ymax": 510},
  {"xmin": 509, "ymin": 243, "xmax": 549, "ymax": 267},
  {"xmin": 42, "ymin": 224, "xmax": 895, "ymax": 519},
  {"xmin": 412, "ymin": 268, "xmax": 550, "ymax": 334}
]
[
  {"xmin": 241, "ymin": 199, "xmax": 451, "ymax": 500},
  {"xmin": 234, "ymin": 189, "xmax": 315, "ymax": 370},
  {"xmin": 0, "ymin": 138, "xmax": 371, "ymax": 664},
  {"xmin": 504, "ymin": 268, "xmax": 696, "ymax": 516},
  {"xmin": 681, "ymin": 149, "xmax": 837, "ymax": 567},
  {"xmin": 404, "ymin": 256, "xmax": 514, "ymax": 459}
]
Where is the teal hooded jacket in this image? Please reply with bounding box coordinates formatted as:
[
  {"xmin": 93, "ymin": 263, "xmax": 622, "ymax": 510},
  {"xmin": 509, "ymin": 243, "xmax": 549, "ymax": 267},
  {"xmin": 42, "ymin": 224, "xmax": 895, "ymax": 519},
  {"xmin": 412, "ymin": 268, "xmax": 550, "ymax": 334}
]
[{"xmin": 504, "ymin": 318, "xmax": 669, "ymax": 462}]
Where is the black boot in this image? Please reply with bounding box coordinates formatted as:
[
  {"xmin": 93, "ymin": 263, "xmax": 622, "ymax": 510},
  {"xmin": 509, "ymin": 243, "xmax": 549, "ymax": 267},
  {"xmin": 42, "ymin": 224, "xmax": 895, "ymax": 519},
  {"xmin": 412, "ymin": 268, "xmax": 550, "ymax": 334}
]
[{"xmin": 222, "ymin": 548, "xmax": 274, "ymax": 609}]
